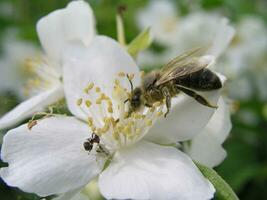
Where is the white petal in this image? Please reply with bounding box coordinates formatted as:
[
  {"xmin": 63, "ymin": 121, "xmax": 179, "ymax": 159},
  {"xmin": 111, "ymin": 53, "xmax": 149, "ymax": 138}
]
[
  {"xmin": 54, "ymin": 189, "xmax": 89, "ymax": 200},
  {"xmin": 37, "ymin": 0, "xmax": 95, "ymax": 62},
  {"xmin": 63, "ymin": 36, "xmax": 141, "ymax": 121},
  {"xmin": 0, "ymin": 116, "xmax": 103, "ymax": 197},
  {"xmin": 187, "ymin": 97, "xmax": 232, "ymax": 167},
  {"xmin": 0, "ymin": 86, "xmax": 63, "ymax": 130},
  {"xmin": 99, "ymin": 141, "xmax": 215, "ymax": 200},
  {"xmin": 145, "ymin": 89, "xmax": 222, "ymax": 144},
  {"xmin": 208, "ymin": 18, "xmax": 235, "ymax": 59}
]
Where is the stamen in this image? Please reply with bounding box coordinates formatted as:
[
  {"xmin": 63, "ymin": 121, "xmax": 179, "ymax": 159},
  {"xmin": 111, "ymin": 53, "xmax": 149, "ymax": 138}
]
[
  {"xmin": 85, "ymin": 100, "xmax": 92, "ymax": 107},
  {"xmin": 84, "ymin": 83, "xmax": 94, "ymax": 94},
  {"xmin": 76, "ymin": 98, "xmax": 83, "ymax": 106},
  {"xmin": 95, "ymin": 87, "xmax": 101, "ymax": 93},
  {"xmin": 118, "ymin": 72, "xmax": 126, "ymax": 77}
]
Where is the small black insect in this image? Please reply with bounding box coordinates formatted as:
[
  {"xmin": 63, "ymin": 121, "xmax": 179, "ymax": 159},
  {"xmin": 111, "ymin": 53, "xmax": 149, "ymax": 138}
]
[{"xmin": 83, "ymin": 133, "xmax": 100, "ymax": 152}]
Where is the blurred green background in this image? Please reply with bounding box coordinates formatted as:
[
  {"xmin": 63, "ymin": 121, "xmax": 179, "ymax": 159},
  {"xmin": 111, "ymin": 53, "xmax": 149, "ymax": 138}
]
[{"xmin": 0, "ymin": 0, "xmax": 267, "ymax": 199}]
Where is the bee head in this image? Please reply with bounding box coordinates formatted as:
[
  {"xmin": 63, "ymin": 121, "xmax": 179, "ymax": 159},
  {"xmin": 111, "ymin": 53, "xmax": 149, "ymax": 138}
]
[{"xmin": 130, "ymin": 87, "xmax": 142, "ymax": 109}]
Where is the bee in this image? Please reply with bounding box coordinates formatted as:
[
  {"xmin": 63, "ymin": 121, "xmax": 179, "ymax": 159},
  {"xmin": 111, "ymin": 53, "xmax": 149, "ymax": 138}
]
[{"xmin": 126, "ymin": 48, "xmax": 222, "ymax": 117}]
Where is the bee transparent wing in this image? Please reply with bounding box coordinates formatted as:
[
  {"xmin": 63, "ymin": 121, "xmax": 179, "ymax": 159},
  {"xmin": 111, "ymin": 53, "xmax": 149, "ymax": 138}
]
[
  {"xmin": 161, "ymin": 47, "xmax": 206, "ymax": 72},
  {"xmin": 155, "ymin": 47, "xmax": 210, "ymax": 86}
]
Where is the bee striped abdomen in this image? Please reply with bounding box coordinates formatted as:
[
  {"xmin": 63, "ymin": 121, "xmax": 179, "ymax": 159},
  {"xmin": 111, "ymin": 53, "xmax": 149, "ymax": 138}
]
[{"xmin": 175, "ymin": 68, "xmax": 222, "ymax": 91}]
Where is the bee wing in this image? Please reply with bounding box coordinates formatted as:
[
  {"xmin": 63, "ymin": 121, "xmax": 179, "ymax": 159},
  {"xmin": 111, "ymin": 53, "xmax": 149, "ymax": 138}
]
[
  {"xmin": 155, "ymin": 48, "xmax": 211, "ymax": 86},
  {"xmin": 161, "ymin": 47, "xmax": 207, "ymax": 72}
]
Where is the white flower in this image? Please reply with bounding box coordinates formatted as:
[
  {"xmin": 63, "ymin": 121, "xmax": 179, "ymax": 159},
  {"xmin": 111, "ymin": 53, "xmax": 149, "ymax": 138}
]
[
  {"xmin": 0, "ymin": 29, "xmax": 40, "ymax": 98},
  {"xmin": 0, "ymin": 0, "xmax": 96, "ymax": 129},
  {"xmin": 0, "ymin": 36, "xmax": 225, "ymax": 200},
  {"xmin": 185, "ymin": 97, "xmax": 232, "ymax": 168},
  {"xmin": 136, "ymin": 0, "xmax": 179, "ymax": 46},
  {"xmin": 217, "ymin": 16, "xmax": 267, "ymax": 100},
  {"xmin": 137, "ymin": 10, "xmax": 235, "ymax": 68}
]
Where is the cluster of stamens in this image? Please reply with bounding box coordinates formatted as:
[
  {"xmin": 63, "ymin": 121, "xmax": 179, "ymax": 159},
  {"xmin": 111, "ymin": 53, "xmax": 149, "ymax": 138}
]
[
  {"xmin": 77, "ymin": 71, "xmax": 164, "ymax": 151},
  {"xmin": 23, "ymin": 57, "xmax": 61, "ymax": 97}
]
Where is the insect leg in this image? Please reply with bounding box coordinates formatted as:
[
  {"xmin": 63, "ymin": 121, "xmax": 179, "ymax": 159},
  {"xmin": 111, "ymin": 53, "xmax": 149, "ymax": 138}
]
[
  {"xmin": 176, "ymin": 85, "xmax": 218, "ymax": 108},
  {"xmin": 162, "ymin": 87, "xmax": 171, "ymax": 117}
]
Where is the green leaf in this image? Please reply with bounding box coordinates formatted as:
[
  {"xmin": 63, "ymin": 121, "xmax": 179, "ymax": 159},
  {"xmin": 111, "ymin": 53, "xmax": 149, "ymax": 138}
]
[
  {"xmin": 127, "ymin": 27, "xmax": 152, "ymax": 58},
  {"xmin": 195, "ymin": 162, "xmax": 239, "ymax": 200}
]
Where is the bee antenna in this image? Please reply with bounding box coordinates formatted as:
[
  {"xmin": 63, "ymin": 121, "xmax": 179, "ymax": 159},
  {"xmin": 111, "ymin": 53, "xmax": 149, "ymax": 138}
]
[{"xmin": 126, "ymin": 74, "xmax": 134, "ymax": 94}]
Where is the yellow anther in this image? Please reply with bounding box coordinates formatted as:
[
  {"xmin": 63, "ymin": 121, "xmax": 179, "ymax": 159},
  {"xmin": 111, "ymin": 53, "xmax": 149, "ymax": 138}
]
[
  {"xmin": 85, "ymin": 100, "xmax": 92, "ymax": 107},
  {"xmin": 156, "ymin": 111, "xmax": 163, "ymax": 117},
  {"xmin": 146, "ymin": 119, "xmax": 152, "ymax": 126},
  {"xmin": 87, "ymin": 117, "xmax": 94, "ymax": 126},
  {"xmin": 84, "ymin": 83, "xmax": 94, "ymax": 94},
  {"xmin": 136, "ymin": 128, "xmax": 141, "ymax": 135},
  {"xmin": 123, "ymin": 125, "xmax": 132, "ymax": 135},
  {"xmin": 128, "ymin": 73, "xmax": 135, "ymax": 80},
  {"xmin": 114, "ymin": 79, "xmax": 120, "ymax": 85},
  {"xmin": 118, "ymin": 72, "xmax": 125, "ymax": 77},
  {"xmin": 76, "ymin": 98, "xmax": 83, "ymax": 106},
  {"xmin": 108, "ymin": 106, "xmax": 113, "ymax": 113},
  {"xmin": 95, "ymin": 87, "xmax": 101, "ymax": 93},
  {"xmin": 100, "ymin": 93, "xmax": 106, "ymax": 99},
  {"xmin": 87, "ymin": 83, "xmax": 94, "ymax": 90}
]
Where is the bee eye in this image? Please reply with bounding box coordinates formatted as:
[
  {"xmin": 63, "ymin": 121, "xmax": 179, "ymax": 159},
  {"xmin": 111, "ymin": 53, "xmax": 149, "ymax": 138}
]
[{"xmin": 83, "ymin": 141, "xmax": 93, "ymax": 151}]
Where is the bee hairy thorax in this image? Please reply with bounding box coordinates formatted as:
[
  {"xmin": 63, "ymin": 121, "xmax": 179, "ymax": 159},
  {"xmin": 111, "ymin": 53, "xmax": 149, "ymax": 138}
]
[{"xmin": 142, "ymin": 72, "xmax": 178, "ymax": 105}]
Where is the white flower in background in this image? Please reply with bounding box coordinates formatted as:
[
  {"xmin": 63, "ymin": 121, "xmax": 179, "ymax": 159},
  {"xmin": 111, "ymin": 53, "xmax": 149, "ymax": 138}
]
[
  {"xmin": 136, "ymin": 0, "xmax": 179, "ymax": 46},
  {"xmin": 0, "ymin": 0, "xmax": 96, "ymax": 129},
  {"xmin": 217, "ymin": 16, "xmax": 267, "ymax": 100},
  {"xmin": 0, "ymin": 29, "xmax": 40, "ymax": 98},
  {"xmin": 0, "ymin": 36, "xmax": 226, "ymax": 200},
  {"xmin": 136, "ymin": 2, "xmax": 235, "ymax": 68}
]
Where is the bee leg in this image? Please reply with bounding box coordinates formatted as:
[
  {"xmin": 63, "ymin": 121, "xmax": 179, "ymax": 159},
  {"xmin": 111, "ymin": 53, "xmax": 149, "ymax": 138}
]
[
  {"xmin": 162, "ymin": 87, "xmax": 171, "ymax": 117},
  {"xmin": 176, "ymin": 85, "xmax": 218, "ymax": 108}
]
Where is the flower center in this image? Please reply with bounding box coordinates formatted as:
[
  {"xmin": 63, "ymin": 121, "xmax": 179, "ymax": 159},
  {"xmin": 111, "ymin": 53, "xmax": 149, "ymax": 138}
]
[
  {"xmin": 77, "ymin": 72, "xmax": 164, "ymax": 152},
  {"xmin": 23, "ymin": 57, "xmax": 61, "ymax": 97},
  {"xmin": 161, "ymin": 16, "xmax": 177, "ymax": 33}
]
